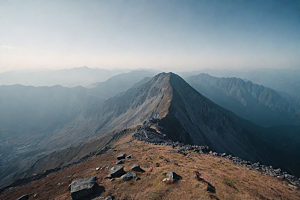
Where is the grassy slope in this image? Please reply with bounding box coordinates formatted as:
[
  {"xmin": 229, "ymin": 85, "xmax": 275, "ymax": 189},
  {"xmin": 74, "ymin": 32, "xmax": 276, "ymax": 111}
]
[{"xmin": 1, "ymin": 132, "xmax": 299, "ymax": 200}]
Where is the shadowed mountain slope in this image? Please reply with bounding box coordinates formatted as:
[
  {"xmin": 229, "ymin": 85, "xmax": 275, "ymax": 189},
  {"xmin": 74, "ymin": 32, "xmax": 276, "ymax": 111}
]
[{"xmin": 185, "ymin": 73, "xmax": 300, "ymax": 127}]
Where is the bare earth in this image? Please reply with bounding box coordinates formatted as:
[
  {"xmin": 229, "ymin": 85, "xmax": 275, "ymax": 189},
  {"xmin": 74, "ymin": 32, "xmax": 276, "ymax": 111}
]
[{"xmin": 1, "ymin": 132, "xmax": 300, "ymax": 200}]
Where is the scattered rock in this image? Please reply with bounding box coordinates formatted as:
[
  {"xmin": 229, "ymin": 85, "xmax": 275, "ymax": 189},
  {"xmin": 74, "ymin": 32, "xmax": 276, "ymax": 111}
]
[
  {"xmin": 131, "ymin": 164, "xmax": 145, "ymax": 172},
  {"xmin": 70, "ymin": 176, "xmax": 96, "ymax": 200},
  {"xmin": 17, "ymin": 194, "xmax": 29, "ymax": 200},
  {"xmin": 177, "ymin": 149, "xmax": 184, "ymax": 153},
  {"xmin": 96, "ymin": 167, "xmax": 100, "ymax": 170},
  {"xmin": 105, "ymin": 196, "xmax": 115, "ymax": 200},
  {"xmin": 109, "ymin": 166, "xmax": 126, "ymax": 178},
  {"xmin": 132, "ymin": 128, "xmax": 300, "ymax": 188},
  {"xmin": 121, "ymin": 172, "xmax": 139, "ymax": 181},
  {"xmin": 117, "ymin": 153, "xmax": 126, "ymax": 160},
  {"xmin": 116, "ymin": 160, "xmax": 124, "ymax": 165},
  {"xmin": 163, "ymin": 172, "xmax": 182, "ymax": 183},
  {"xmin": 288, "ymin": 184, "xmax": 297, "ymax": 189},
  {"xmin": 126, "ymin": 154, "xmax": 133, "ymax": 159}
]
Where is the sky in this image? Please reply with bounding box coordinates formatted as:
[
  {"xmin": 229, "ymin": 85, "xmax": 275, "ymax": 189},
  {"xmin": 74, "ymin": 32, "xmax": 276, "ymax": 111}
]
[{"xmin": 0, "ymin": 0, "xmax": 300, "ymax": 72}]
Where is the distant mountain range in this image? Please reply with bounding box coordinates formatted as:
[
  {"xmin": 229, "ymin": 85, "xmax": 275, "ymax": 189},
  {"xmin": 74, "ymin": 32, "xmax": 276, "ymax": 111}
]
[
  {"xmin": 1, "ymin": 71, "xmax": 300, "ymax": 189},
  {"xmin": 180, "ymin": 68, "xmax": 300, "ymax": 101},
  {"xmin": 185, "ymin": 73, "xmax": 300, "ymax": 127},
  {"xmin": 0, "ymin": 66, "xmax": 130, "ymax": 87}
]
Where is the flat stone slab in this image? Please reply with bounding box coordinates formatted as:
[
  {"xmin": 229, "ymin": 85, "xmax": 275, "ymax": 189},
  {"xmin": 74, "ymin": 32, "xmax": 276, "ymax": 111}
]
[
  {"xmin": 117, "ymin": 153, "xmax": 126, "ymax": 160},
  {"xmin": 121, "ymin": 172, "xmax": 139, "ymax": 181},
  {"xmin": 70, "ymin": 176, "xmax": 96, "ymax": 200},
  {"xmin": 131, "ymin": 164, "xmax": 145, "ymax": 172},
  {"xmin": 109, "ymin": 166, "xmax": 126, "ymax": 178}
]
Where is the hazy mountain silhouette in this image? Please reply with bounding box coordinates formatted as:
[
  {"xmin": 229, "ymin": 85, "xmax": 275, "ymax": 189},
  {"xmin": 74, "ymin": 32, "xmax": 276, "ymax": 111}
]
[
  {"xmin": 88, "ymin": 70, "xmax": 159, "ymax": 99},
  {"xmin": 180, "ymin": 68, "xmax": 300, "ymax": 101},
  {"xmin": 185, "ymin": 73, "xmax": 300, "ymax": 127},
  {"xmin": 0, "ymin": 67, "xmax": 130, "ymax": 87}
]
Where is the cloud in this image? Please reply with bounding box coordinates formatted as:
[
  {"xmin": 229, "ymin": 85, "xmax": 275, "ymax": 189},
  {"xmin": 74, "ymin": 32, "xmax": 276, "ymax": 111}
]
[{"xmin": 0, "ymin": 45, "xmax": 15, "ymax": 49}]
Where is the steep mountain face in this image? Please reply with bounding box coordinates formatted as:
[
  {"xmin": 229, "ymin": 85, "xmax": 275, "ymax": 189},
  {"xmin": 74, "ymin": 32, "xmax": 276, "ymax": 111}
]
[
  {"xmin": 185, "ymin": 73, "xmax": 300, "ymax": 127},
  {"xmin": 31, "ymin": 73, "xmax": 300, "ymax": 177},
  {"xmin": 44, "ymin": 72, "xmax": 172, "ymax": 150}
]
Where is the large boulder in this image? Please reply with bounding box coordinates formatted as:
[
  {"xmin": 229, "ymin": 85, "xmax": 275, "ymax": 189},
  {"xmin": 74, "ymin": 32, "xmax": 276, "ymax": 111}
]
[
  {"xmin": 109, "ymin": 166, "xmax": 126, "ymax": 178},
  {"xmin": 117, "ymin": 153, "xmax": 126, "ymax": 160},
  {"xmin": 121, "ymin": 172, "xmax": 139, "ymax": 181},
  {"xmin": 70, "ymin": 176, "xmax": 96, "ymax": 200},
  {"xmin": 131, "ymin": 164, "xmax": 145, "ymax": 172}
]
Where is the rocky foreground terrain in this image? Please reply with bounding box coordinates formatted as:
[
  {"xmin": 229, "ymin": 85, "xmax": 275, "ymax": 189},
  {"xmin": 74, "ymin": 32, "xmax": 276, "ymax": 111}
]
[{"xmin": 1, "ymin": 128, "xmax": 299, "ymax": 200}]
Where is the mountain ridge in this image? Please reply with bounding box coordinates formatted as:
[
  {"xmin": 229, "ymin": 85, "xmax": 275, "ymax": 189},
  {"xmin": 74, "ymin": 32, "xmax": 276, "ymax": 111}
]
[{"xmin": 185, "ymin": 73, "xmax": 300, "ymax": 126}]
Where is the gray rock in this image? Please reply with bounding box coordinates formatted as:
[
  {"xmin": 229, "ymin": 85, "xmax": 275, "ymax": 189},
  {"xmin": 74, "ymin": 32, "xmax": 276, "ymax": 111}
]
[
  {"xmin": 126, "ymin": 154, "xmax": 133, "ymax": 159},
  {"xmin": 17, "ymin": 194, "xmax": 29, "ymax": 200},
  {"xmin": 70, "ymin": 176, "xmax": 96, "ymax": 200},
  {"xmin": 117, "ymin": 153, "xmax": 125, "ymax": 160},
  {"xmin": 163, "ymin": 172, "xmax": 182, "ymax": 183},
  {"xmin": 105, "ymin": 196, "xmax": 115, "ymax": 200},
  {"xmin": 116, "ymin": 160, "xmax": 124, "ymax": 165},
  {"xmin": 131, "ymin": 164, "xmax": 145, "ymax": 172},
  {"xmin": 121, "ymin": 172, "xmax": 139, "ymax": 181},
  {"xmin": 109, "ymin": 166, "xmax": 126, "ymax": 178}
]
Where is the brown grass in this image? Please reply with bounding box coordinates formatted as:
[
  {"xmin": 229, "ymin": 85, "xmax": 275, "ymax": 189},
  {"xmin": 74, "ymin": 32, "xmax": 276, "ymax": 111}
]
[{"xmin": 1, "ymin": 133, "xmax": 299, "ymax": 200}]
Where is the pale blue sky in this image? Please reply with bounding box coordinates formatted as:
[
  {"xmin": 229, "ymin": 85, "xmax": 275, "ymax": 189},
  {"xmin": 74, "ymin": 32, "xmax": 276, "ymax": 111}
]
[{"xmin": 0, "ymin": 0, "xmax": 299, "ymax": 72}]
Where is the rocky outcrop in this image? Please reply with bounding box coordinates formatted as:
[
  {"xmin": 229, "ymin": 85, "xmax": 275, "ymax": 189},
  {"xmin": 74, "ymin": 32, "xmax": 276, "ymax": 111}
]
[
  {"xmin": 109, "ymin": 166, "xmax": 126, "ymax": 178},
  {"xmin": 70, "ymin": 176, "xmax": 96, "ymax": 200},
  {"xmin": 121, "ymin": 172, "xmax": 139, "ymax": 181},
  {"xmin": 133, "ymin": 130, "xmax": 300, "ymax": 189}
]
